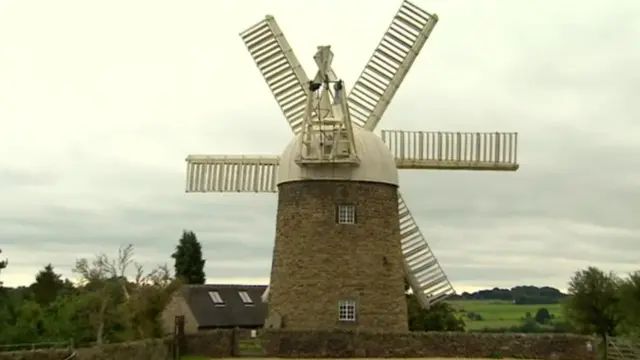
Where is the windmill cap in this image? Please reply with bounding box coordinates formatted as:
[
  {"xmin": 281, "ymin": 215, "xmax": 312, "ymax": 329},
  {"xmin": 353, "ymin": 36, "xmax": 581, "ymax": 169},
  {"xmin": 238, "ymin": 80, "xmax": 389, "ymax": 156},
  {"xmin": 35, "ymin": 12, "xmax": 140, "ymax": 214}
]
[{"xmin": 277, "ymin": 127, "xmax": 399, "ymax": 186}]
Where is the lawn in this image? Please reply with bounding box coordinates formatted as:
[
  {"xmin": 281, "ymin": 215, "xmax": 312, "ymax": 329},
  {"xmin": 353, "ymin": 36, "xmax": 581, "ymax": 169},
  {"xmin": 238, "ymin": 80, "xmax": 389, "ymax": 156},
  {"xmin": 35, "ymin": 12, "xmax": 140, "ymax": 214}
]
[{"xmin": 447, "ymin": 300, "xmax": 564, "ymax": 330}]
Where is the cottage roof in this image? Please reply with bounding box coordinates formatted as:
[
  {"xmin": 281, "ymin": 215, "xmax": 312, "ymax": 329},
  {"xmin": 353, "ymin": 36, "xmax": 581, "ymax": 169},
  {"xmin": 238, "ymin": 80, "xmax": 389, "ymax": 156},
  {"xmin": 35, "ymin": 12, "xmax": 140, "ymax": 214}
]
[{"xmin": 181, "ymin": 284, "xmax": 267, "ymax": 328}]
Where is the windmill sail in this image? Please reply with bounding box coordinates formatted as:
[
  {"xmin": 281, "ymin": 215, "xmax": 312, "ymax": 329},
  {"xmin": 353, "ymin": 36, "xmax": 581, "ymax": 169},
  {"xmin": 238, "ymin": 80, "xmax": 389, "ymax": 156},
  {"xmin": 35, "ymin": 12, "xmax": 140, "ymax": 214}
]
[
  {"xmin": 382, "ymin": 130, "xmax": 519, "ymax": 171},
  {"xmin": 398, "ymin": 193, "xmax": 454, "ymax": 307},
  {"xmin": 185, "ymin": 155, "xmax": 279, "ymax": 193},
  {"xmin": 240, "ymin": 16, "xmax": 310, "ymax": 134},
  {"xmin": 348, "ymin": 0, "xmax": 438, "ymax": 131}
]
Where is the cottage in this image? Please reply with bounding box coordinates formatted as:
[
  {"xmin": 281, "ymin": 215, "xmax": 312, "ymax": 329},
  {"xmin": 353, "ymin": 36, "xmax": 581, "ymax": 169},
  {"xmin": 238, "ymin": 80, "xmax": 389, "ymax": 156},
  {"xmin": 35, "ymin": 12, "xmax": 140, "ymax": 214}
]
[{"xmin": 162, "ymin": 284, "xmax": 267, "ymax": 334}]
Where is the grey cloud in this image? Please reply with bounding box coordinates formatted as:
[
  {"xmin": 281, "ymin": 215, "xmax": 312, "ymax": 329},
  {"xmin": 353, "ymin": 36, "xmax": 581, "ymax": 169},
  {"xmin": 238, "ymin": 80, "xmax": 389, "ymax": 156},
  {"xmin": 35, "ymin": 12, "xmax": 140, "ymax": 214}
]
[{"xmin": 0, "ymin": 168, "xmax": 58, "ymax": 187}]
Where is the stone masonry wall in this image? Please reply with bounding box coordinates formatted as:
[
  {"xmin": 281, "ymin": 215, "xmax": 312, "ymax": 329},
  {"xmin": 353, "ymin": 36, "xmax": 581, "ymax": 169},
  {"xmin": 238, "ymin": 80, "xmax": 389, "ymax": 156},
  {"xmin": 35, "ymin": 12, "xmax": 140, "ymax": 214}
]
[
  {"xmin": 0, "ymin": 338, "xmax": 171, "ymax": 360},
  {"xmin": 268, "ymin": 180, "xmax": 408, "ymax": 332},
  {"xmin": 0, "ymin": 330, "xmax": 597, "ymax": 360},
  {"xmin": 0, "ymin": 330, "xmax": 232, "ymax": 360},
  {"xmin": 160, "ymin": 291, "xmax": 200, "ymax": 334},
  {"xmin": 183, "ymin": 329, "xmax": 234, "ymax": 357},
  {"xmin": 263, "ymin": 330, "xmax": 597, "ymax": 360}
]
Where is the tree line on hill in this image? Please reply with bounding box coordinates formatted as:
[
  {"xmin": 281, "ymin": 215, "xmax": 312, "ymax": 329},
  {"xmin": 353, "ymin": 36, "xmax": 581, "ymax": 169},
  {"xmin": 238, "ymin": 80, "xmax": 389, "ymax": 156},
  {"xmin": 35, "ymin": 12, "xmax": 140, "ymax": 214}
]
[
  {"xmin": 0, "ymin": 233, "xmax": 639, "ymax": 347},
  {"xmin": 449, "ymin": 285, "xmax": 567, "ymax": 304}
]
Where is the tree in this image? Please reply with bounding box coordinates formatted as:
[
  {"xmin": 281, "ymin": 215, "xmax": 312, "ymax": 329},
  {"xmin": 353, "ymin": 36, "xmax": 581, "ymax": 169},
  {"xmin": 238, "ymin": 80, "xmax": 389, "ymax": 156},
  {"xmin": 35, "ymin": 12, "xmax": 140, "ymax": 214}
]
[
  {"xmin": 171, "ymin": 230, "xmax": 206, "ymax": 284},
  {"xmin": 564, "ymin": 266, "xmax": 622, "ymax": 354},
  {"xmin": 73, "ymin": 244, "xmax": 136, "ymax": 344},
  {"xmin": 124, "ymin": 264, "xmax": 181, "ymax": 339},
  {"xmin": 31, "ymin": 264, "xmax": 65, "ymax": 306},
  {"xmin": 534, "ymin": 307, "xmax": 551, "ymax": 324},
  {"xmin": 407, "ymin": 296, "xmax": 465, "ymax": 331},
  {"xmin": 9, "ymin": 300, "xmax": 46, "ymax": 342},
  {"xmin": 43, "ymin": 294, "xmax": 93, "ymax": 344},
  {"xmin": 449, "ymin": 285, "xmax": 567, "ymax": 304},
  {"xmin": 618, "ymin": 271, "xmax": 640, "ymax": 335},
  {"xmin": 72, "ymin": 244, "xmax": 180, "ymax": 344},
  {"xmin": 0, "ymin": 248, "xmax": 7, "ymax": 287},
  {"xmin": 520, "ymin": 316, "xmax": 542, "ymax": 333},
  {"xmin": 403, "ymin": 276, "xmax": 464, "ymax": 331}
]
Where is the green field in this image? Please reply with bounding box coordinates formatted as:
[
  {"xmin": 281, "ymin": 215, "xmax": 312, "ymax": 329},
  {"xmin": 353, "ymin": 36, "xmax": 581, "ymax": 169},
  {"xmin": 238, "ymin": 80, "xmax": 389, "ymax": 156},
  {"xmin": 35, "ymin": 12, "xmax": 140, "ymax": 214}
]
[{"xmin": 447, "ymin": 300, "xmax": 564, "ymax": 330}]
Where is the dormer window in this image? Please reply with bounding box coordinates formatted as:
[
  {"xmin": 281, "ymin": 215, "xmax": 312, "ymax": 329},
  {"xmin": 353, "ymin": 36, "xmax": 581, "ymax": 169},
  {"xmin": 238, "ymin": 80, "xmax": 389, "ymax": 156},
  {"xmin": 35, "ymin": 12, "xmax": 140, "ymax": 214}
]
[
  {"xmin": 238, "ymin": 291, "xmax": 254, "ymax": 306},
  {"xmin": 208, "ymin": 291, "xmax": 225, "ymax": 307}
]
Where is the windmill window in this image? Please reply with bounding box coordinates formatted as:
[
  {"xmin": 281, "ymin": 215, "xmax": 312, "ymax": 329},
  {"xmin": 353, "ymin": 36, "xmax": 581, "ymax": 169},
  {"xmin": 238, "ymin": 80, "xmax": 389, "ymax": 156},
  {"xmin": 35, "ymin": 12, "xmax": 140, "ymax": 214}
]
[
  {"xmin": 208, "ymin": 291, "xmax": 225, "ymax": 306},
  {"xmin": 336, "ymin": 204, "xmax": 356, "ymax": 224},
  {"xmin": 238, "ymin": 291, "xmax": 254, "ymax": 306},
  {"xmin": 338, "ymin": 299, "xmax": 356, "ymax": 322}
]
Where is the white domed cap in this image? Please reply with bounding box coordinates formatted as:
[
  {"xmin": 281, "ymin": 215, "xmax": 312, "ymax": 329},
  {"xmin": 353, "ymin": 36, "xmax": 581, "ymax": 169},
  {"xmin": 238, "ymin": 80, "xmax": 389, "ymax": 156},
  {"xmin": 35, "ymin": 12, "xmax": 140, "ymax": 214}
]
[{"xmin": 277, "ymin": 127, "xmax": 399, "ymax": 186}]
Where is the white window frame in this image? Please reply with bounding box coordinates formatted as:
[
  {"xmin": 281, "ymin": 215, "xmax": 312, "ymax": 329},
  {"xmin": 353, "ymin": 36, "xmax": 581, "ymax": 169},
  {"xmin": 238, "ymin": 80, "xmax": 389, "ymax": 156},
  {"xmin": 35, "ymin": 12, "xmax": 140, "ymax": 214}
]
[
  {"xmin": 337, "ymin": 204, "xmax": 356, "ymax": 224},
  {"xmin": 338, "ymin": 299, "xmax": 356, "ymax": 322},
  {"xmin": 208, "ymin": 291, "xmax": 225, "ymax": 306}
]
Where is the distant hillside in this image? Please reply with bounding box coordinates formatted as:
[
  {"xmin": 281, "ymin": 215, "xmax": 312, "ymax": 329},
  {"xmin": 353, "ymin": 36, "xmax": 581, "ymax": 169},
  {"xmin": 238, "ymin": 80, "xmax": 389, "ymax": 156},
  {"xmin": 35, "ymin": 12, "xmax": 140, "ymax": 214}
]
[{"xmin": 449, "ymin": 286, "xmax": 567, "ymax": 305}]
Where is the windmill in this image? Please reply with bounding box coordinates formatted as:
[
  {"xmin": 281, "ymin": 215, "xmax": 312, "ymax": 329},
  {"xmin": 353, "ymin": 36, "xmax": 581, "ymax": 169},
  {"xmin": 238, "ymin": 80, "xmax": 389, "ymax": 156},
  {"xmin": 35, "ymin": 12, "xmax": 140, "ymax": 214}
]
[{"xmin": 185, "ymin": 0, "xmax": 519, "ymax": 331}]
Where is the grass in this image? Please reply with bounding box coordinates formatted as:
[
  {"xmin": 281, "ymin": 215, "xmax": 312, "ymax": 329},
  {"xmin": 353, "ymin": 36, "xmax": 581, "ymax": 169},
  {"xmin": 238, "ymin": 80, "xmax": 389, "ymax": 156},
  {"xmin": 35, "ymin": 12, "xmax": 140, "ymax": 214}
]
[{"xmin": 447, "ymin": 300, "xmax": 564, "ymax": 330}]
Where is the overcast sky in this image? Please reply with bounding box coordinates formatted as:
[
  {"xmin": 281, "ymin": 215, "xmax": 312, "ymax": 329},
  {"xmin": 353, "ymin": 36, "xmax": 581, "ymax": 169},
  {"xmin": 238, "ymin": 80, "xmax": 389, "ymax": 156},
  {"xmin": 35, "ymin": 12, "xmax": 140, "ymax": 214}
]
[{"xmin": 1, "ymin": 0, "xmax": 638, "ymax": 293}]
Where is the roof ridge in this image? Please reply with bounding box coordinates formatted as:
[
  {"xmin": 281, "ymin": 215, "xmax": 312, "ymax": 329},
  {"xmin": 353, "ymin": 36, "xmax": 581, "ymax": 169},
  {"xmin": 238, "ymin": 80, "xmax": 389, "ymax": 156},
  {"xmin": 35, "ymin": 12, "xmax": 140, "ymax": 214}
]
[{"xmin": 183, "ymin": 283, "xmax": 268, "ymax": 289}]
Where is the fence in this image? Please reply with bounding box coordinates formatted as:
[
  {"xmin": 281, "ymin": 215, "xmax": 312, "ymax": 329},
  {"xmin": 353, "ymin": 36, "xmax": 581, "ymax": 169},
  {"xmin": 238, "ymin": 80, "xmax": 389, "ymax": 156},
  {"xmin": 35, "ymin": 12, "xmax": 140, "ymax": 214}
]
[{"xmin": 606, "ymin": 336, "xmax": 640, "ymax": 360}]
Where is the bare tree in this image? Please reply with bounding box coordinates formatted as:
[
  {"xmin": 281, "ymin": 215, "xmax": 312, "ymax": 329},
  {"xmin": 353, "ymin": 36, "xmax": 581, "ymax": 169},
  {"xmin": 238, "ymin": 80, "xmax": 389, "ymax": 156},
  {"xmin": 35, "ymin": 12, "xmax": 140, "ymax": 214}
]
[
  {"xmin": 116, "ymin": 244, "xmax": 134, "ymax": 300},
  {"xmin": 73, "ymin": 244, "xmax": 135, "ymax": 344},
  {"xmin": 73, "ymin": 244, "xmax": 180, "ymax": 342},
  {"xmin": 127, "ymin": 262, "xmax": 180, "ymax": 338}
]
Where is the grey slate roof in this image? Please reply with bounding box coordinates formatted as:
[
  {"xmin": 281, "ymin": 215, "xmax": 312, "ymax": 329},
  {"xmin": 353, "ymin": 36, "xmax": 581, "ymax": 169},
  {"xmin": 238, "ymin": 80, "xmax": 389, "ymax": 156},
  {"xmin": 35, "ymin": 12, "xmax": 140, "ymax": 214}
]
[{"xmin": 181, "ymin": 284, "xmax": 267, "ymax": 328}]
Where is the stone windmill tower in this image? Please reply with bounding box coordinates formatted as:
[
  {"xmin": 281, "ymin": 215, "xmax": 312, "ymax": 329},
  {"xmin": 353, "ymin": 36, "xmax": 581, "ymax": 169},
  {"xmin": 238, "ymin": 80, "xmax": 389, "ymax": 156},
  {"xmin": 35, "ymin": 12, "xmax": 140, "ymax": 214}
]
[{"xmin": 185, "ymin": 0, "xmax": 519, "ymax": 332}]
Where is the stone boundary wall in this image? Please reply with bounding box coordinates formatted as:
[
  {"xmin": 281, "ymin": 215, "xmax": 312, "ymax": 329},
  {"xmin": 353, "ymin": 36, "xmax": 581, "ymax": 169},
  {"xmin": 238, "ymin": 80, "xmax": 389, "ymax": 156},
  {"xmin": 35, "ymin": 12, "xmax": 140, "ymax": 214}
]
[
  {"xmin": 0, "ymin": 338, "xmax": 170, "ymax": 360},
  {"xmin": 0, "ymin": 331, "xmax": 232, "ymax": 360},
  {"xmin": 262, "ymin": 330, "xmax": 597, "ymax": 360},
  {"xmin": 0, "ymin": 329, "xmax": 596, "ymax": 360}
]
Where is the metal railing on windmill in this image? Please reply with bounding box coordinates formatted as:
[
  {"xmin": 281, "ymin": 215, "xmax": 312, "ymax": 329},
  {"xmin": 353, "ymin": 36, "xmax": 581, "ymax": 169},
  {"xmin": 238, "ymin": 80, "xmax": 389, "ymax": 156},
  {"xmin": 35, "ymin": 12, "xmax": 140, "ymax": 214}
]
[{"xmin": 185, "ymin": 0, "xmax": 520, "ymax": 311}]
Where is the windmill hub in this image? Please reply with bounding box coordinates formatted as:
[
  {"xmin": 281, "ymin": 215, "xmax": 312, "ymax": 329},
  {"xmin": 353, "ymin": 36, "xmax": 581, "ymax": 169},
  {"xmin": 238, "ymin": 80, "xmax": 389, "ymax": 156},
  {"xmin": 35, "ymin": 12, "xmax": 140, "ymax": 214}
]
[{"xmin": 278, "ymin": 127, "xmax": 398, "ymax": 185}]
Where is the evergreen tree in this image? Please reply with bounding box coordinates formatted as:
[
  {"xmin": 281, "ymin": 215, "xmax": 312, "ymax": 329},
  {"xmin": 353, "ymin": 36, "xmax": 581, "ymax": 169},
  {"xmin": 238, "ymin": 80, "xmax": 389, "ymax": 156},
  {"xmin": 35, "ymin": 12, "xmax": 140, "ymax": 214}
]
[
  {"xmin": 31, "ymin": 264, "xmax": 65, "ymax": 306},
  {"xmin": 171, "ymin": 230, "xmax": 206, "ymax": 284}
]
